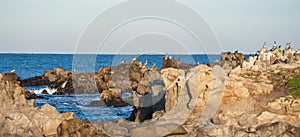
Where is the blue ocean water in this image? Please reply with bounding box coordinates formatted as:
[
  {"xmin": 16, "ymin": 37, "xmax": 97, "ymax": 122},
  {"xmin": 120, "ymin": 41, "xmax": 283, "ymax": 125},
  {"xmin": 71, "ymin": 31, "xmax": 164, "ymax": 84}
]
[
  {"xmin": 0, "ymin": 54, "xmax": 220, "ymax": 80},
  {"xmin": 0, "ymin": 53, "xmax": 220, "ymax": 122}
]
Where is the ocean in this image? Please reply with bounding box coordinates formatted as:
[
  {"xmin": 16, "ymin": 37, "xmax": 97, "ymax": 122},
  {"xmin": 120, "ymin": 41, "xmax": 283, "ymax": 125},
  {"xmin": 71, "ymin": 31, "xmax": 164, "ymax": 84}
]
[{"xmin": 0, "ymin": 53, "xmax": 220, "ymax": 122}]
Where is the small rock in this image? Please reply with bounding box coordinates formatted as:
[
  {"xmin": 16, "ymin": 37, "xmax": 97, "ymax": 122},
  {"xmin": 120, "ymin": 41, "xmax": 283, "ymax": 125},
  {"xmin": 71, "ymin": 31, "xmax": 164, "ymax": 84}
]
[
  {"xmin": 234, "ymin": 88, "xmax": 249, "ymax": 99},
  {"xmin": 62, "ymin": 112, "xmax": 75, "ymax": 120}
]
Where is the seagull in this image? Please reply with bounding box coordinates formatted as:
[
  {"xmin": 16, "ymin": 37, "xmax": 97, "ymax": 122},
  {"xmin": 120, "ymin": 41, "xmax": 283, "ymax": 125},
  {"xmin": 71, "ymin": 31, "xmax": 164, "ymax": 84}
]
[
  {"xmin": 151, "ymin": 63, "xmax": 156, "ymax": 68},
  {"xmin": 120, "ymin": 59, "xmax": 125, "ymax": 64},
  {"xmin": 263, "ymin": 42, "xmax": 266, "ymax": 48},
  {"xmin": 144, "ymin": 60, "xmax": 148, "ymax": 66},
  {"xmin": 61, "ymin": 81, "xmax": 68, "ymax": 88},
  {"xmin": 132, "ymin": 57, "xmax": 136, "ymax": 61},
  {"xmin": 163, "ymin": 54, "xmax": 168, "ymax": 60},
  {"xmin": 168, "ymin": 55, "xmax": 172, "ymax": 60},
  {"xmin": 10, "ymin": 67, "xmax": 16, "ymax": 73}
]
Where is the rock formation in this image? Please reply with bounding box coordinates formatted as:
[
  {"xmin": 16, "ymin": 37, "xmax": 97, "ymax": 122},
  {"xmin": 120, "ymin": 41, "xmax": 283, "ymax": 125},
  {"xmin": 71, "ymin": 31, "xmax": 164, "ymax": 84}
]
[
  {"xmin": 221, "ymin": 52, "xmax": 245, "ymax": 69},
  {"xmin": 0, "ymin": 72, "xmax": 108, "ymax": 137},
  {"xmin": 0, "ymin": 72, "xmax": 64, "ymax": 136}
]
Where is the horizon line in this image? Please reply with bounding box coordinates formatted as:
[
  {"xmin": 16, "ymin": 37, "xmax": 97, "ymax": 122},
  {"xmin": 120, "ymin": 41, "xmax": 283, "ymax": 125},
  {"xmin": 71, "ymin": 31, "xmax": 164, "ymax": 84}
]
[{"xmin": 0, "ymin": 51, "xmax": 255, "ymax": 55}]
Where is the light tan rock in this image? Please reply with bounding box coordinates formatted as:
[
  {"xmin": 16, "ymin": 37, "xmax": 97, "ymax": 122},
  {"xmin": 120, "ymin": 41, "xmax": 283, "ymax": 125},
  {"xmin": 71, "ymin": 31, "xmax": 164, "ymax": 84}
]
[
  {"xmin": 237, "ymin": 114, "xmax": 258, "ymax": 127},
  {"xmin": 62, "ymin": 112, "xmax": 75, "ymax": 120},
  {"xmin": 257, "ymin": 111, "xmax": 286, "ymax": 125},
  {"xmin": 234, "ymin": 87, "xmax": 249, "ymax": 99}
]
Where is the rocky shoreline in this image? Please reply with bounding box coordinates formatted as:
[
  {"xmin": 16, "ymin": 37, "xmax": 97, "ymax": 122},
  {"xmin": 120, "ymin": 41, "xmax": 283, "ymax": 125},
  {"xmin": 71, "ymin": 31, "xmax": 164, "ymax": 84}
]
[{"xmin": 1, "ymin": 43, "xmax": 300, "ymax": 136}]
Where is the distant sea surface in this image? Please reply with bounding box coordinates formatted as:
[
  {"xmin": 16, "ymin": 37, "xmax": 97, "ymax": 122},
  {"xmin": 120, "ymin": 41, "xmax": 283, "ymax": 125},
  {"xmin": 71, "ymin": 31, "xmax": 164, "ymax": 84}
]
[
  {"xmin": 0, "ymin": 53, "xmax": 220, "ymax": 122},
  {"xmin": 0, "ymin": 54, "xmax": 221, "ymax": 80}
]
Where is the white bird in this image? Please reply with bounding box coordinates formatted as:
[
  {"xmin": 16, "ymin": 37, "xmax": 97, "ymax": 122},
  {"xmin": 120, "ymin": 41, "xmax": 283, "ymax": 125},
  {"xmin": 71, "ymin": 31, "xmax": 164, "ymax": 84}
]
[
  {"xmin": 144, "ymin": 60, "xmax": 148, "ymax": 66},
  {"xmin": 120, "ymin": 59, "xmax": 125, "ymax": 64},
  {"xmin": 168, "ymin": 55, "xmax": 172, "ymax": 60},
  {"xmin": 10, "ymin": 67, "xmax": 16, "ymax": 73},
  {"xmin": 132, "ymin": 57, "xmax": 137, "ymax": 62},
  {"xmin": 151, "ymin": 63, "xmax": 156, "ymax": 68},
  {"xmin": 61, "ymin": 81, "xmax": 68, "ymax": 88}
]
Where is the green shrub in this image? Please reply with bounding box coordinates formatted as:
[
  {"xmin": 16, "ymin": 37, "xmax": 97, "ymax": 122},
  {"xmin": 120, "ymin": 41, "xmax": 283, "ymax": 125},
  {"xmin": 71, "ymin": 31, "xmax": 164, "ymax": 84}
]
[{"xmin": 287, "ymin": 75, "xmax": 300, "ymax": 98}]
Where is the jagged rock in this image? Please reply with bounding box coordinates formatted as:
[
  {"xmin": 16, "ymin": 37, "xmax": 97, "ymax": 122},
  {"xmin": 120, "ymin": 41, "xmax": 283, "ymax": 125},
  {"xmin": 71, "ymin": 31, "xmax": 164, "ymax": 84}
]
[
  {"xmin": 237, "ymin": 114, "xmax": 258, "ymax": 127},
  {"xmin": 221, "ymin": 52, "xmax": 245, "ymax": 69},
  {"xmin": 21, "ymin": 76, "xmax": 49, "ymax": 87},
  {"xmin": 57, "ymin": 118, "xmax": 109, "ymax": 137},
  {"xmin": 100, "ymin": 88, "xmax": 128, "ymax": 107},
  {"xmin": 161, "ymin": 68, "xmax": 185, "ymax": 112},
  {"xmin": 2, "ymin": 73, "xmax": 20, "ymax": 84},
  {"xmin": 188, "ymin": 122, "xmax": 300, "ymax": 137},
  {"xmin": 162, "ymin": 58, "xmax": 177, "ymax": 69},
  {"xmin": 24, "ymin": 90, "xmax": 42, "ymax": 100},
  {"xmin": 0, "ymin": 73, "xmax": 70, "ymax": 137},
  {"xmin": 136, "ymin": 80, "xmax": 150, "ymax": 95},
  {"xmin": 0, "ymin": 111, "xmax": 43, "ymax": 137}
]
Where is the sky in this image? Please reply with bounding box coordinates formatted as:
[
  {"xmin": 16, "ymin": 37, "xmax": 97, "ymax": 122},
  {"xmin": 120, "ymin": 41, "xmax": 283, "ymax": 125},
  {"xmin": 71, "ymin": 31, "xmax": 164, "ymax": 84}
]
[{"xmin": 0, "ymin": 0, "xmax": 299, "ymax": 54}]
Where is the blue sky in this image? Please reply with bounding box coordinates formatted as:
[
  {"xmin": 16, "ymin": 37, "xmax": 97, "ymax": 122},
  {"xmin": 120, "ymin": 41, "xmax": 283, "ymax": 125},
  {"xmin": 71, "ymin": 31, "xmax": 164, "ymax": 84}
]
[{"xmin": 0, "ymin": 0, "xmax": 299, "ymax": 54}]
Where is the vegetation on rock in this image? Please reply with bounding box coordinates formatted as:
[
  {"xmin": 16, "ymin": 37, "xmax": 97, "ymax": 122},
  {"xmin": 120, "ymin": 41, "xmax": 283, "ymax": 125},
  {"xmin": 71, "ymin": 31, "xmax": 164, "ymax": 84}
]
[{"xmin": 287, "ymin": 75, "xmax": 300, "ymax": 97}]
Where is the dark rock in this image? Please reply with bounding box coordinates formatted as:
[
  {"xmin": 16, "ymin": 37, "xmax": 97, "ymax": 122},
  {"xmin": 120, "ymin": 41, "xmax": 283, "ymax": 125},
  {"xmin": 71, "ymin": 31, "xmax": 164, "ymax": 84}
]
[
  {"xmin": 2, "ymin": 73, "xmax": 21, "ymax": 84},
  {"xmin": 23, "ymin": 90, "xmax": 43, "ymax": 100},
  {"xmin": 100, "ymin": 88, "xmax": 129, "ymax": 107},
  {"xmin": 221, "ymin": 52, "xmax": 245, "ymax": 69},
  {"xmin": 162, "ymin": 59, "xmax": 178, "ymax": 69},
  {"xmin": 41, "ymin": 90, "xmax": 49, "ymax": 94},
  {"xmin": 21, "ymin": 76, "xmax": 50, "ymax": 87},
  {"xmin": 88, "ymin": 100, "xmax": 106, "ymax": 107}
]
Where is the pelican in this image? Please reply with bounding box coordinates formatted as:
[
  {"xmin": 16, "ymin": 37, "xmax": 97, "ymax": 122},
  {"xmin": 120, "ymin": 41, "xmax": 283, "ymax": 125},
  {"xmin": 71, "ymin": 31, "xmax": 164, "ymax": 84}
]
[{"xmin": 10, "ymin": 67, "xmax": 16, "ymax": 73}]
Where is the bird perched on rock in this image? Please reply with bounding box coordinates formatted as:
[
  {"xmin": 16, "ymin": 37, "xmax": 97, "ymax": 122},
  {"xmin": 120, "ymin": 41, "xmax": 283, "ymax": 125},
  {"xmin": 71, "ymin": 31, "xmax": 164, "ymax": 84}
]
[
  {"xmin": 10, "ymin": 67, "xmax": 16, "ymax": 73},
  {"xmin": 120, "ymin": 59, "xmax": 125, "ymax": 64},
  {"xmin": 131, "ymin": 57, "xmax": 137, "ymax": 63},
  {"xmin": 163, "ymin": 53, "xmax": 168, "ymax": 60},
  {"xmin": 270, "ymin": 41, "xmax": 277, "ymax": 51},
  {"xmin": 144, "ymin": 59, "xmax": 148, "ymax": 66},
  {"xmin": 263, "ymin": 42, "xmax": 267, "ymax": 48},
  {"xmin": 151, "ymin": 63, "xmax": 156, "ymax": 68}
]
